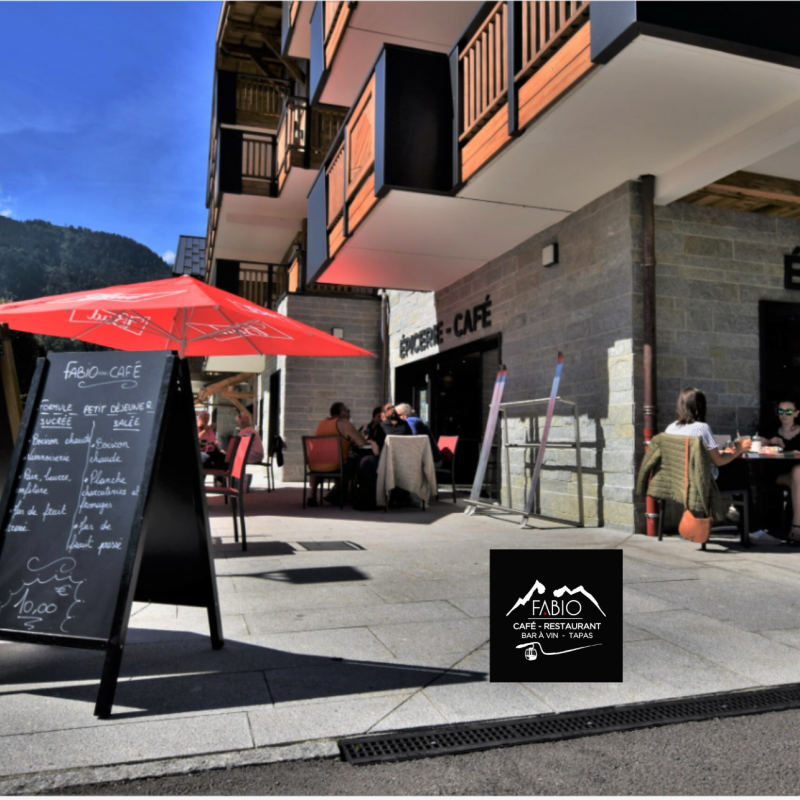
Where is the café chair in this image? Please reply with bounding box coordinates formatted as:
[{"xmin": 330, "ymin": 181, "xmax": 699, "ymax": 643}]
[
  {"xmin": 436, "ymin": 436, "xmax": 459, "ymax": 504},
  {"xmin": 646, "ymin": 433, "xmax": 750, "ymax": 550},
  {"xmin": 203, "ymin": 436, "xmax": 240, "ymax": 503},
  {"xmin": 204, "ymin": 434, "xmax": 254, "ymax": 551},
  {"xmin": 302, "ymin": 436, "xmax": 345, "ymax": 509}
]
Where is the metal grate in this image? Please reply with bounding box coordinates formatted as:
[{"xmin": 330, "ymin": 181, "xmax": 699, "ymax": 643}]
[{"xmin": 340, "ymin": 682, "xmax": 800, "ymax": 765}]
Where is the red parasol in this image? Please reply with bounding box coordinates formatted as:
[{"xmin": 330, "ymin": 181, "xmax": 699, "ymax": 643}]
[{"xmin": 0, "ymin": 275, "xmax": 374, "ymax": 358}]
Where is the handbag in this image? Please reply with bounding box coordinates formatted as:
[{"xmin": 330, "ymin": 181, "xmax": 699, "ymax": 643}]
[{"xmin": 678, "ymin": 437, "xmax": 712, "ymax": 544}]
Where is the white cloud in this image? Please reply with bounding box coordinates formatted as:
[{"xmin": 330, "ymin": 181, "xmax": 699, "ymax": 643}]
[
  {"xmin": 0, "ymin": 209, "xmax": 12, "ymax": 218},
  {"xmin": 162, "ymin": 250, "xmax": 175, "ymax": 265}
]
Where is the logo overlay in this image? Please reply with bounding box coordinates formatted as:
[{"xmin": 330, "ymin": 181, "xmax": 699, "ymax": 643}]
[{"xmin": 489, "ymin": 549, "xmax": 622, "ymax": 682}]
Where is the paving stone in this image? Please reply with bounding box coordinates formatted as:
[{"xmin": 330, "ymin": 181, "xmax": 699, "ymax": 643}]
[
  {"xmin": 127, "ymin": 615, "xmax": 250, "ymax": 643},
  {"xmin": 0, "ymin": 672, "xmax": 271, "ymax": 735},
  {"xmin": 446, "ymin": 596, "xmax": 491, "ymax": 617},
  {"xmin": 371, "ymin": 580, "xmax": 467, "ymax": 604},
  {"xmin": 265, "ymin": 656, "xmax": 481, "ymax": 707},
  {"xmin": 628, "ymin": 577, "xmax": 800, "ymax": 631},
  {"xmin": 0, "ymin": 712, "xmax": 253, "ymax": 777},
  {"xmin": 241, "ymin": 628, "xmax": 396, "ymax": 663},
  {"xmin": 519, "ymin": 667, "xmax": 677, "ymax": 714},
  {"xmin": 245, "ymin": 600, "xmax": 467, "ymax": 635},
  {"xmin": 369, "ymin": 692, "xmax": 449, "ymax": 732},
  {"xmin": 623, "ymin": 585, "xmax": 685, "ymax": 613},
  {"xmin": 758, "ymin": 628, "xmax": 800, "ymax": 651},
  {"xmin": 248, "ymin": 695, "xmax": 411, "ymax": 746},
  {"xmin": 368, "ymin": 618, "xmax": 490, "ymax": 660},
  {"xmin": 627, "ymin": 610, "xmax": 800, "ymax": 685},
  {"xmin": 622, "ymin": 639, "xmax": 758, "ymax": 694}
]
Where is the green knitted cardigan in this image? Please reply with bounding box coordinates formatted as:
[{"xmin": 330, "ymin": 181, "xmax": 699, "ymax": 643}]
[{"xmin": 636, "ymin": 433, "xmax": 726, "ymax": 523}]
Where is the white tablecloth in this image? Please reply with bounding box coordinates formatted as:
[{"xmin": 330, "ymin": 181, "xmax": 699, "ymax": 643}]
[{"xmin": 376, "ymin": 436, "xmax": 438, "ymax": 506}]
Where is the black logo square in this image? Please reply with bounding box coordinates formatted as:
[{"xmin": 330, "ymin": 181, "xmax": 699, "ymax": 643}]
[{"xmin": 490, "ymin": 549, "xmax": 622, "ymax": 683}]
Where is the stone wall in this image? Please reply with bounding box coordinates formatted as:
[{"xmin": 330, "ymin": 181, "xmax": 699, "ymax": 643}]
[
  {"xmin": 388, "ymin": 182, "xmax": 642, "ymax": 531},
  {"xmin": 264, "ymin": 293, "xmax": 382, "ymax": 481},
  {"xmin": 649, "ymin": 202, "xmax": 800, "ymax": 437}
]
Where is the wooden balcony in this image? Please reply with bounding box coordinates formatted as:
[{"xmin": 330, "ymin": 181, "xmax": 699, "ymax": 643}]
[
  {"xmin": 215, "ymin": 71, "xmax": 291, "ymax": 131},
  {"xmin": 455, "ymin": 1, "xmax": 592, "ymax": 182},
  {"xmin": 276, "ymin": 97, "xmax": 347, "ymax": 192},
  {"xmin": 307, "ymin": 45, "xmax": 453, "ymax": 285},
  {"xmin": 309, "ymin": 1, "xmax": 477, "ymax": 107}
]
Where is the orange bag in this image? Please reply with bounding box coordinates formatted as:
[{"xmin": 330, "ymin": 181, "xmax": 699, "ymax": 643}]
[{"xmin": 678, "ymin": 437, "xmax": 711, "ymax": 544}]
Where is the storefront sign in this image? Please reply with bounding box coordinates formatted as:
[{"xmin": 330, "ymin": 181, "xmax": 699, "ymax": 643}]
[{"xmin": 399, "ymin": 295, "xmax": 492, "ymax": 359}]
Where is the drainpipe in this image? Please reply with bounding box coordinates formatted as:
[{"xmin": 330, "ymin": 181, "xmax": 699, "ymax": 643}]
[
  {"xmin": 380, "ymin": 290, "xmax": 389, "ymax": 406},
  {"xmin": 641, "ymin": 175, "xmax": 658, "ymax": 537}
]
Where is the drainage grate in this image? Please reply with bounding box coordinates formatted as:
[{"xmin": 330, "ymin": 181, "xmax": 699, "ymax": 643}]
[{"xmin": 339, "ymin": 682, "xmax": 800, "ymax": 765}]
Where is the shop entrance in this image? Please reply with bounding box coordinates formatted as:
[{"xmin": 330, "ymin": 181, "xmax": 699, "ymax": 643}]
[
  {"xmin": 394, "ymin": 335, "xmax": 501, "ymax": 489},
  {"xmin": 759, "ymin": 300, "xmax": 800, "ymax": 433}
]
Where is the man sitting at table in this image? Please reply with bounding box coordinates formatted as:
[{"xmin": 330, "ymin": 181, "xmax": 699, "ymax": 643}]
[
  {"xmin": 308, "ymin": 402, "xmax": 378, "ymax": 507},
  {"xmin": 395, "ymin": 403, "xmax": 442, "ymax": 467}
]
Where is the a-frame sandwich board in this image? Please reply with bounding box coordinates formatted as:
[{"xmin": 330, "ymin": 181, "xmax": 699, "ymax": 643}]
[{"xmin": 0, "ymin": 351, "xmax": 222, "ymax": 717}]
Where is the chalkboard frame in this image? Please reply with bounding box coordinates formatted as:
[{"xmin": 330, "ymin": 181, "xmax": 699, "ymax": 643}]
[{"xmin": 0, "ymin": 352, "xmax": 224, "ymax": 717}]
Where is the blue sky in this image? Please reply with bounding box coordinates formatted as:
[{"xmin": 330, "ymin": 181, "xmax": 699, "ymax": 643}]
[{"xmin": 0, "ymin": 2, "xmax": 221, "ymax": 264}]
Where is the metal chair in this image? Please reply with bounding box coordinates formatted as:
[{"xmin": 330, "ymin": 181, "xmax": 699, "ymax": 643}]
[
  {"xmin": 435, "ymin": 436, "xmax": 459, "ymax": 503},
  {"xmin": 302, "ymin": 435, "xmax": 344, "ymax": 509},
  {"xmin": 204, "ymin": 435, "xmax": 240, "ymax": 504},
  {"xmin": 204, "ymin": 434, "xmax": 254, "ymax": 551}
]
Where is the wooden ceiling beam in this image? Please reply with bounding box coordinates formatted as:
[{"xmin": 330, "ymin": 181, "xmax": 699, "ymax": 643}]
[{"xmin": 679, "ymin": 170, "xmax": 800, "ymax": 219}]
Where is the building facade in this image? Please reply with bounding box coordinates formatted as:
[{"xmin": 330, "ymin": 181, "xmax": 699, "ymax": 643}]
[{"xmin": 203, "ymin": 1, "xmax": 800, "ymax": 532}]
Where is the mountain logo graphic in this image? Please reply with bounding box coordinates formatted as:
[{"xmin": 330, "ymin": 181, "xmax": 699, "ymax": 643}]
[
  {"xmin": 505, "ymin": 580, "xmax": 545, "ymax": 616},
  {"xmin": 506, "ymin": 581, "xmax": 606, "ymax": 617}
]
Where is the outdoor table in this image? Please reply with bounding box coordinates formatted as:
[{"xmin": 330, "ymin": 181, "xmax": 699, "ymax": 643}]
[
  {"xmin": 743, "ymin": 451, "xmax": 800, "ymax": 530},
  {"xmin": 376, "ymin": 435, "xmax": 438, "ymax": 508}
]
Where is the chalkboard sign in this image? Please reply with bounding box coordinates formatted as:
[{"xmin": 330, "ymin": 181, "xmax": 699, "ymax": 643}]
[{"xmin": 0, "ymin": 351, "xmax": 222, "ymax": 716}]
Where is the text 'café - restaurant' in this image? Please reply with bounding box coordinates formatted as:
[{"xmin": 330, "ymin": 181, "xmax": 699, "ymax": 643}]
[{"xmin": 201, "ymin": 1, "xmax": 800, "ymax": 531}]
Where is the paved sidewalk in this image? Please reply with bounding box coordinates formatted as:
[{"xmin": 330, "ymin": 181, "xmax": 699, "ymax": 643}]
[{"xmin": 2, "ymin": 475, "xmax": 800, "ymax": 792}]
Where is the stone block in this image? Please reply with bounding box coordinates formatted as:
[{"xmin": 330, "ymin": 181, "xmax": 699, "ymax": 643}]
[
  {"xmin": 734, "ymin": 240, "xmax": 791, "ymax": 264},
  {"xmin": 684, "ymin": 235, "xmax": 733, "ymax": 259}
]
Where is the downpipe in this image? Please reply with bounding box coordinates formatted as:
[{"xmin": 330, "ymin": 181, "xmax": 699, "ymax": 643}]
[{"xmin": 641, "ymin": 175, "xmax": 659, "ymax": 536}]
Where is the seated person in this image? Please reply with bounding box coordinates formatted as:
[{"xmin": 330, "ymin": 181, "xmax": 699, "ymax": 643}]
[
  {"xmin": 664, "ymin": 388, "xmax": 750, "ymax": 523},
  {"xmin": 378, "ymin": 403, "xmax": 412, "ymax": 442},
  {"xmin": 308, "ymin": 401, "xmax": 378, "ymax": 506},
  {"xmin": 197, "ymin": 410, "xmax": 225, "ymax": 469},
  {"xmin": 235, "ymin": 411, "xmax": 265, "ymax": 463},
  {"xmin": 760, "ymin": 398, "xmax": 800, "ymax": 541},
  {"xmin": 395, "ymin": 403, "xmax": 442, "ymax": 466},
  {"xmin": 361, "ymin": 406, "xmax": 382, "ymax": 439}
]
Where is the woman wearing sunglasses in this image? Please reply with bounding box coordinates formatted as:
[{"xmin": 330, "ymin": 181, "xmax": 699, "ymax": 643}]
[{"xmin": 763, "ymin": 399, "xmax": 800, "ymax": 541}]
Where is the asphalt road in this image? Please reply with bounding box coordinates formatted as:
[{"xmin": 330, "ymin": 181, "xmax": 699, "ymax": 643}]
[{"xmin": 59, "ymin": 708, "xmax": 800, "ymax": 796}]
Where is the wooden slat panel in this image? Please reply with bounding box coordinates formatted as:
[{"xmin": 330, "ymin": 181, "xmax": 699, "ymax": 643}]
[
  {"xmin": 326, "ymin": 142, "xmax": 346, "ymax": 229},
  {"xmin": 324, "ymin": 1, "xmax": 351, "ymax": 70},
  {"xmin": 328, "ymin": 217, "xmax": 345, "ymax": 256},
  {"xmin": 345, "ymin": 74, "xmax": 375, "ymax": 201},
  {"xmin": 461, "ymin": 104, "xmax": 510, "ymax": 182},
  {"xmin": 517, "ymin": 0, "xmax": 589, "ymax": 81},
  {"xmin": 347, "ymin": 172, "xmax": 377, "ymax": 234},
  {"xmin": 458, "ymin": 1, "xmax": 507, "ymax": 141},
  {"xmin": 517, "ymin": 21, "xmax": 592, "ymax": 130}
]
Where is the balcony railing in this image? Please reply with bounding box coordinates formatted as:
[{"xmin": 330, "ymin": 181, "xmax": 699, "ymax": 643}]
[
  {"xmin": 276, "ymin": 97, "xmax": 347, "ymax": 191},
  {"xmin": 234, "ymin": 74, "xmax": 289, "ymax": 127},
  {"xmin": 518, "ymin": 1, "xmax": 589, "ymax": 79},
  {"xmin": 242, "ymin": 132, "xmax": 276, "ymax": 184},
  {"xmin": 239, "ymin": 265, "xmax": 289, "ymax": 309},
  {"xmin": 460, "ymin": 2, "xmax": 508, "ymax": 142},
  {"xmin": 455, "ymin": 1, "xmax": 591, "ymax": 181}
]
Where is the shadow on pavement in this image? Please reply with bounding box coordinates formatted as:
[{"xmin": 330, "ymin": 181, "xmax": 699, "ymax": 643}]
[{"xmin": 0, "ymin": 630, "xmax": 485, "ymax": 717}]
